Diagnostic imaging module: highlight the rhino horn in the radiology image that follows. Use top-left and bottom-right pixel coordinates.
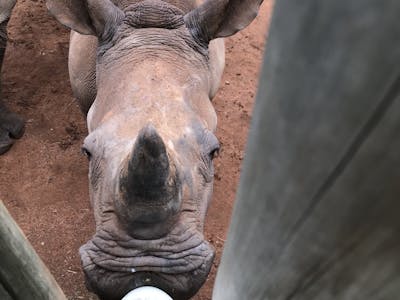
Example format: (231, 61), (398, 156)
(120, 124), (179, 208)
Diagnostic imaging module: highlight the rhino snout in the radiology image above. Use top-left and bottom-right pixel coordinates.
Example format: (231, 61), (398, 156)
(79, 226), (215, 300)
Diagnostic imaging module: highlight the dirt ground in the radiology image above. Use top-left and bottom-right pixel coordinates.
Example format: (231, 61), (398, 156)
(0, 1), (273, 299)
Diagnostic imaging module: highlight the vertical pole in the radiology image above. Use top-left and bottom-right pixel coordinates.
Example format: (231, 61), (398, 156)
(213, 0), (400, 299)
(0, 201), (67, 300)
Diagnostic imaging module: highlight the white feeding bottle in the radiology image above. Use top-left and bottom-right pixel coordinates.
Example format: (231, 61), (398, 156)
(122, 286), (173, 300)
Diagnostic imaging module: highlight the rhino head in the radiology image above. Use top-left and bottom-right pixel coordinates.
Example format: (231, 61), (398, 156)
(47, 0), (263, 299)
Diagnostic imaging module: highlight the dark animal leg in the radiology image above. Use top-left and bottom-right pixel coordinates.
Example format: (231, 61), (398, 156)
(0, 17), (25, 155)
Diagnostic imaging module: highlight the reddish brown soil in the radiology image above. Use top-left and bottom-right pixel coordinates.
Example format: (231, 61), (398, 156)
(0, 1), (273, 299)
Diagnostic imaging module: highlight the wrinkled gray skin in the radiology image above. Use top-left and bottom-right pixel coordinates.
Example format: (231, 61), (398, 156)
(46, 0), (262, 299)
(0, 0), (25, 155)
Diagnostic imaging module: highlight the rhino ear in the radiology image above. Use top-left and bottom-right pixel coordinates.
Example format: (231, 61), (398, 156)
(184, 0), (263, 42)
(46, 0), (123, 38)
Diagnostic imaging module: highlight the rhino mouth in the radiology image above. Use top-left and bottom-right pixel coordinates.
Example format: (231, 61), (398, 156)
(79, 224), (214, 300)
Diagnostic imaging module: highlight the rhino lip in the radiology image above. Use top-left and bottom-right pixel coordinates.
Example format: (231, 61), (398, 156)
(79, 225), (215, 300)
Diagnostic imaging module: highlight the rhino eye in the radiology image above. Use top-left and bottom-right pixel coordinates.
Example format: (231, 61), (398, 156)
(209, 144), (220, 160)
(202, 130), (220, 161)
(81, 147), (92, 160)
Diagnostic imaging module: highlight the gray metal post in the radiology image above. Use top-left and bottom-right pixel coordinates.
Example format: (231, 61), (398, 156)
(213, 0), (400, 299)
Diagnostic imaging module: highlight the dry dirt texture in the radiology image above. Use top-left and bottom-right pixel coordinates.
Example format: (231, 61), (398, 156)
(0, 1), (273, 299)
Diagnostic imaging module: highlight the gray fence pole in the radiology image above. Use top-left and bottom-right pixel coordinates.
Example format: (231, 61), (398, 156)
(0, 201), (67, 300)
(213, 0), (400, 299)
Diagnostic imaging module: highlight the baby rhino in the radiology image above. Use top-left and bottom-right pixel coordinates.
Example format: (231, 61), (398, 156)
(47, 0), (263, 299)
(0, 0), (24, 154)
